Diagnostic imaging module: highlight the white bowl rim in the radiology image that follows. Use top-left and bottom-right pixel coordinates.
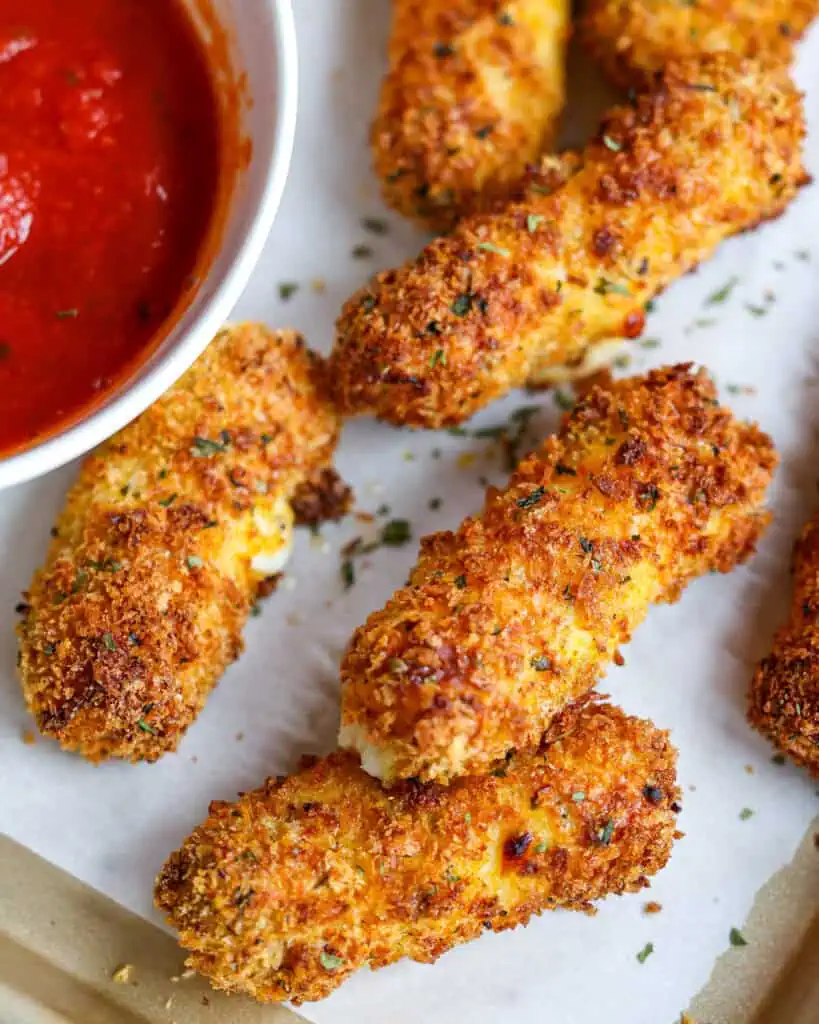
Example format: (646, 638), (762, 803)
(0, 0), (298, 493)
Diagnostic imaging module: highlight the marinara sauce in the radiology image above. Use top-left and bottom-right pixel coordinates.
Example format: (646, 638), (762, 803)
(0, 0), (221, 455)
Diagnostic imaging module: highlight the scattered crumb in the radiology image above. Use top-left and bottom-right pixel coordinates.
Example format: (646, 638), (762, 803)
(403, 450), (416, 462)
(292, 467), (353, 526)
(356, 511), (375, 523)
(739, 807), (754, 821)
(112, 963), (134, 984)
(457, 452), (476, 469)
(310, 534), (331, 554)
(643, 901), (662, 915)
(287, 612), (302, 627)
(201, 995), (210, 1006)
(311, 278), (326, 294)
(22, 729), (35, 745)
(235, 732), (244, 742)
(164, 995), (174, 1010)
(189, 756), (198, 764)
(688, 784), (697, 792)
(744, 764), (754, 774)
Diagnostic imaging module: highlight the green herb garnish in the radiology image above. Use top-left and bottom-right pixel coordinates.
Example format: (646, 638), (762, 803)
(517, 486), (545, 509)
(705, 276), (739, 306)
(361, 216), (388, 235)
(477, 241), (510, 257)
(381, 519), (411, 546)
(636, 942), (654, 964)
(190, 436), (227, 458)
(319, 951), (345, 971)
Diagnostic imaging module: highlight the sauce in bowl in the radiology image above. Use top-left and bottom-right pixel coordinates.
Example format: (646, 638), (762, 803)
(0, 0), (222, 456)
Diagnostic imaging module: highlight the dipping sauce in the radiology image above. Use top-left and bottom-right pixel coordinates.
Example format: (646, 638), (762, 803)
(0, 0), (222, 455)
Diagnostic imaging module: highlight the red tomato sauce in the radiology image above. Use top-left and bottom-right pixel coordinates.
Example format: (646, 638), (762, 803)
(0, 0), (221, 456)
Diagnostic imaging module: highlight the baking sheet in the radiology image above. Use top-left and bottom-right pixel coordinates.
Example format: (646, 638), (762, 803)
(1, 5), (819, 1024)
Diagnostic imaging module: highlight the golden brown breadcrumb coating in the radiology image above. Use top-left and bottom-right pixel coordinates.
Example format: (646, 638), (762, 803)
(155, 702), (681, 1005)
(579, 0), (818, 89)
(340, 365), (776, 785)
(373, 0), (570, 230)
(17, 325), (341, 763)
(331, 55), (806, 429)
(749, 515), (819, 775)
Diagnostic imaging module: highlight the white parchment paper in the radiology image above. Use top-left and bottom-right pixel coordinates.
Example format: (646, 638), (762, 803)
(1, 6), (819, 1023)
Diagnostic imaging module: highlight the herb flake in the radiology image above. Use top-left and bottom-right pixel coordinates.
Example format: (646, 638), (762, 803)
(636, 942), (654, 964)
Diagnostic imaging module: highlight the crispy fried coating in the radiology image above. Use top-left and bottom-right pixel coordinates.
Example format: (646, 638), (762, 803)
(579, 0), (818, 89)
(17, 325), (341, 763)
(340, 365), (776, 785)
(749, 516), (819, 775)
(331, 55), (806, 429)
(155, 702), (681, 1005)
(372, 0), (571, 230)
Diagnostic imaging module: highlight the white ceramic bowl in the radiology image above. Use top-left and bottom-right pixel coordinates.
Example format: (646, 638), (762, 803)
(0, 0), (297, 492)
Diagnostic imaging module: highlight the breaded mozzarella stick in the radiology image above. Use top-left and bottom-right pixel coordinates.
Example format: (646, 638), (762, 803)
(331, 55), (806, 429)
(580, 0), (818, 89)
(18, 325), (342, 762)
(373, 0), (570, 230)
(340, 365), (776, 784)
(156, 702), (681, 1005)
(750, 514), (819, 774)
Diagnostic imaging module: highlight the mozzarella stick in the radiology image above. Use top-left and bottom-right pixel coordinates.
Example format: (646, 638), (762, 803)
(749, 515), (819, 774)
(373, 0), (570, 230)
(331, 55), (806, 429)
(579, 0), (818, 89)
(17, 325), (342, 763)
(340, 365), (776, 785)
(156, 702), (681, 1005)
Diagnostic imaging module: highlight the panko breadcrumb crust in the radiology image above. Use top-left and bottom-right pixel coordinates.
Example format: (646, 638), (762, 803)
(331, 54), (807, 429)
(17, 325), (342, 762)
(340, 365), (776, 785)
(579, 0), (819, 88)
(749, 515), (819, 774)
(373, 0), (570, 230)
(155, 702), (681, 1005)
